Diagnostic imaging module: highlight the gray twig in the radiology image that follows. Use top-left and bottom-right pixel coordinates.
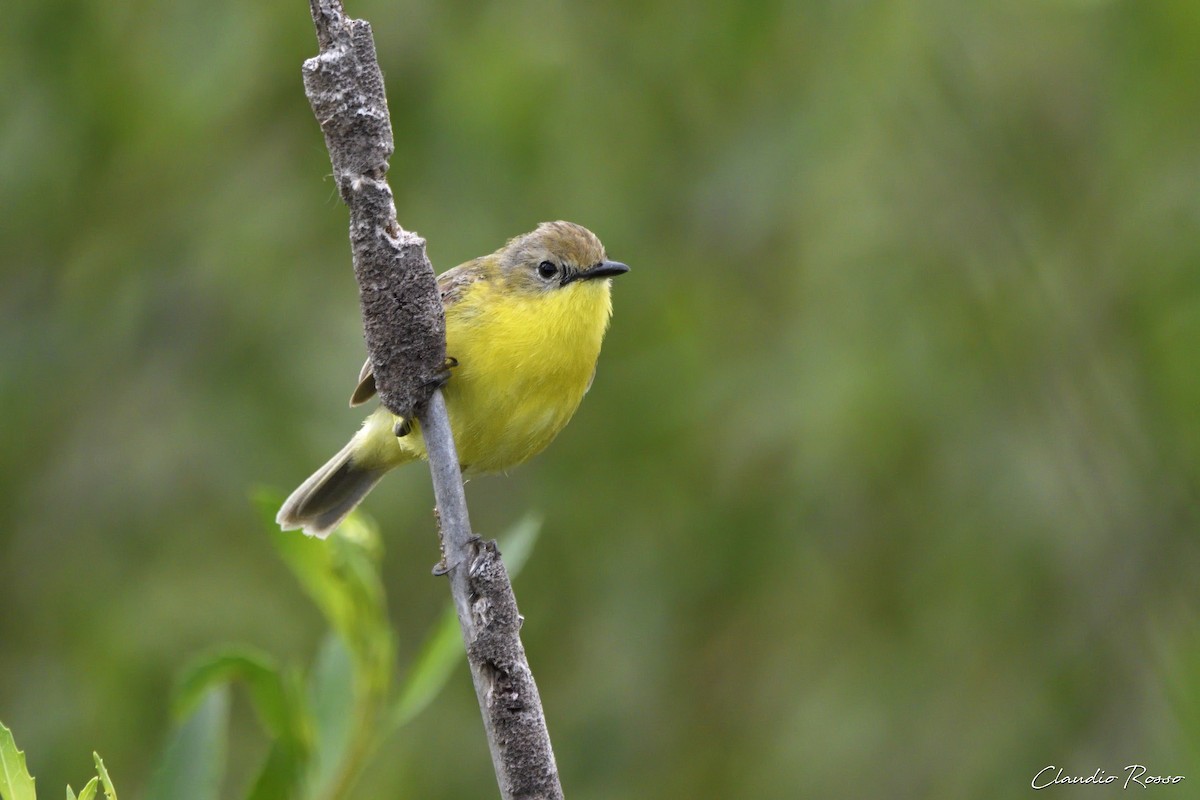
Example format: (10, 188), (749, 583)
(422, 392), (563, 800)
(300, 2), (563, 798)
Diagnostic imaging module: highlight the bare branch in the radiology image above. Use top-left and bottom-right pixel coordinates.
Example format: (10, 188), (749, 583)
(421, 391), (563, 800)
(300, 2), (564, 798)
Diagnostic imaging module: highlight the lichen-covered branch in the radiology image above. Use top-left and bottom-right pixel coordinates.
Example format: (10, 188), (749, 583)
(300, 2), (563, 798)
(301, 0), (444, 421)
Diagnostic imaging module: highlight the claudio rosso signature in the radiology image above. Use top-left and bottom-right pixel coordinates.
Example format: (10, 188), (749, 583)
(1032, 765), (1186, 790)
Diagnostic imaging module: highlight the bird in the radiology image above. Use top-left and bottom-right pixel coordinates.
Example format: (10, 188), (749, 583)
(277, 220), (628, 538)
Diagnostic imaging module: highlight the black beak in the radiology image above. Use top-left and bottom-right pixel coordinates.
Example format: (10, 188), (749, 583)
(579, 260), (630, 281)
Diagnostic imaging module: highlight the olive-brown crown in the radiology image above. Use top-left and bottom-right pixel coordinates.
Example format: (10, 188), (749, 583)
(498, 221), (607, 272)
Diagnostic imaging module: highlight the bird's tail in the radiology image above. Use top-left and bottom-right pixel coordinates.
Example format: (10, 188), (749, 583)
(277, 438), (389, 539)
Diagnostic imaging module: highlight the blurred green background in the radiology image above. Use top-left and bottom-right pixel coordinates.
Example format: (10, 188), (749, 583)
(3, 0), (1200, 797)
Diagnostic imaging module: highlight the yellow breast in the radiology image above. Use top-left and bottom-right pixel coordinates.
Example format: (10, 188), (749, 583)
(400, 276), (613, 472)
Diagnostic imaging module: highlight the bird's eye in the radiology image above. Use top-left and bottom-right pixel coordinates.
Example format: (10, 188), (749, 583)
(537, 261), (558, 280)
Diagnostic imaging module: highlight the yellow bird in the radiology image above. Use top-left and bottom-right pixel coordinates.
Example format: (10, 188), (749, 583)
(278, 221), (628, 538)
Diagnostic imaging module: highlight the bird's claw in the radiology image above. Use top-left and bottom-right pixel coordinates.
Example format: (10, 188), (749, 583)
(430, 532), (482, 576)
(398, 360), (459, 438)
(424, 356), (460, 391)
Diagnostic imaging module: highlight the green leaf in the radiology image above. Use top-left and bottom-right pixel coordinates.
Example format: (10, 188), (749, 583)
(0, 720), (37, 800)
(261, 505), (386, 636)
(66, 788), (75, 800)
(171, 639), (311, 800)
(72, 779), (97, 800)
(244, 743), (303, 800)
(143, 688), (228, 800)
(91, 755), (115, 800)
(392, 606), (461, 729)
(277, 528), (386, 640)
(173, 648), (308, 749)
(255, 493), (393, 706)
(306, 635), (355, 799)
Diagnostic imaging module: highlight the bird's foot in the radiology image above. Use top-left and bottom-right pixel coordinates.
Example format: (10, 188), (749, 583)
(423, 356), (460, 392)
(431, 531), (482, 576)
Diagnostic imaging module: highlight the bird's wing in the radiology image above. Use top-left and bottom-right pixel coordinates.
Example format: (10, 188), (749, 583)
(349, 261), (484, 407)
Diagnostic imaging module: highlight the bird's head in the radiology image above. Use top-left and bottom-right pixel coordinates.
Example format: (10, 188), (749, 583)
(494, 221), (628, 297)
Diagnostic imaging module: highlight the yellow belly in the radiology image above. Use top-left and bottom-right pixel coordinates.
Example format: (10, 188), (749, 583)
(361, 277), (613, 473)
